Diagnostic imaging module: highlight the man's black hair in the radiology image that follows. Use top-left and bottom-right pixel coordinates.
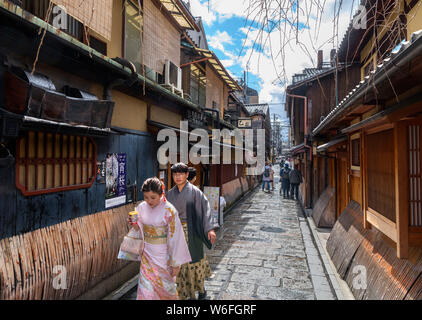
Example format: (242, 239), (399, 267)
(188, 167), (197, 181)
(171, 162), (189, 173)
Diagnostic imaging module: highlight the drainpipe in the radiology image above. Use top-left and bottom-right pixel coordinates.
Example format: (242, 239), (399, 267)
(287, 93), (313, 160)
(103, 58), (138, 101)
(204, 108), (220, 129)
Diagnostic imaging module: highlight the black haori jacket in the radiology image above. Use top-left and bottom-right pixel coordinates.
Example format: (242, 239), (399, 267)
(167, 182), (218, 263)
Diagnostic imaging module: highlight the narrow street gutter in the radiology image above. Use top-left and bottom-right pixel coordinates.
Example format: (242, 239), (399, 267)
(102, 275), (139, 300)
(222, 183), (259, 218)
(302, 208), (355, 300)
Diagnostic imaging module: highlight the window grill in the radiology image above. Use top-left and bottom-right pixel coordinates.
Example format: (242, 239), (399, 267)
(16, 131), (97, 196)
(409, 124), (422, 227)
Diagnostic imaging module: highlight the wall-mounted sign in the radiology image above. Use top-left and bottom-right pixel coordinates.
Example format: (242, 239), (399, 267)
(159, 171), (165, 180)
(204, 186), (220, 226)
(105, 153), (127, 209)
(238, 118), (252, 128)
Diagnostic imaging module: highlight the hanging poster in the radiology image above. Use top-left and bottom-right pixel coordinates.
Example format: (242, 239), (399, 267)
(105, 153), (127, 208)
(204, 186), (220, 226)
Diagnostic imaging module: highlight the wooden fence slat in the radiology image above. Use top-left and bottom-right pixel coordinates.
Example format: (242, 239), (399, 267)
(71, 218), (83, 299)
(0, 239), (12, 299)
(32, 229), (44, 300)
(71, 218), (82, 298)
(51, 225), (64, 299)
(66, 220), (76, 299)
(40, 227), (52, 300)
(19, 234), (31, 300)
(28, 231), (40, 300)
(79, 217), (90, 295)
(9, 236), (22, 300)
(0, 203), (141, 300)
(62, 221), (73, 300)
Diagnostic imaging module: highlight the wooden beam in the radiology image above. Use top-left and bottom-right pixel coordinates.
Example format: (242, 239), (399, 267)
(394, 121), (409, 259)
(367, 208), (397, 242)
(180, 57), (210, 68)
(387, 99), (422, 123)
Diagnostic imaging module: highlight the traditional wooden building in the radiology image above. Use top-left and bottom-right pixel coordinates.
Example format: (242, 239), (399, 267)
(286, 51), (361, 215)
(0, 0), (209, 300)
(244, 103), (272, 162)
(310, 0), (422, 299)
(180, 24), (255, 207)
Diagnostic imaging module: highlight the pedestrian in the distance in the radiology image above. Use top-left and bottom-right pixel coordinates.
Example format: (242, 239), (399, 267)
(280, 163), (291, 199)
(188, 167), (197, 185)
(219, 195), (226, 226)
(289, 165), (303, 200)
(166, 163), (218, 300)
(270, 164), (275, 191)
(262, 161), (272, 192)
(130, 177), (191, 300)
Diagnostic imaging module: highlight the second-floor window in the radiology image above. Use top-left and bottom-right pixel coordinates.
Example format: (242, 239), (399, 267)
(124, 0), (143, 72)
(22, 0), (83, 42)
(190, 65), (206, 107)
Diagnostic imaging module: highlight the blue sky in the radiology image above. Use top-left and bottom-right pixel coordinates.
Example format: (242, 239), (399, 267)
(188, 0), (358, 119)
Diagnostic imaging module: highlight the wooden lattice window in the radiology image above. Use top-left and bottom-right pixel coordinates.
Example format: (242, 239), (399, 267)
(409, 124), (422, 227)
(366, 129), (396, 223)
(16, 131), (97, 196)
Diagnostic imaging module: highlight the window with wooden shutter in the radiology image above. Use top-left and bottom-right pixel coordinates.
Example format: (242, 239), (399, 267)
(16, 131), (97, 196)
(366, 128), (396, 223)
(351, 134), (361, 171)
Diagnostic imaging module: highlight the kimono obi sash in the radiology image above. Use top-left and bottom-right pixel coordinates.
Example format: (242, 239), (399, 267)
(143, 224), (167, 245)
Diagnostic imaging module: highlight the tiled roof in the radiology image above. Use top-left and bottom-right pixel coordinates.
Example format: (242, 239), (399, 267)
(312, 29), (422, 136)
(291, 67), (333, 84)
(194, 48), (242, 91)
(244, 104), (270, 115)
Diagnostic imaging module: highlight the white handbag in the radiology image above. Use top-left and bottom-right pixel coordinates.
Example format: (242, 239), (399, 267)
(117, 227), (145, 262)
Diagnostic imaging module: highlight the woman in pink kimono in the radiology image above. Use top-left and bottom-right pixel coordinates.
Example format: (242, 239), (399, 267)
(131, 177), (191, 300)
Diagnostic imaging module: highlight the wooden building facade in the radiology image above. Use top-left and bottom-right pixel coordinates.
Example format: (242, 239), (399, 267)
(307, 0), (422, 299)
(0, 0), (259, 300)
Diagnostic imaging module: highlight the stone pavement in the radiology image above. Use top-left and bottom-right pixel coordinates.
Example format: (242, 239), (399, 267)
(119, 166), (338, 300)
(203, 178), (336, 300)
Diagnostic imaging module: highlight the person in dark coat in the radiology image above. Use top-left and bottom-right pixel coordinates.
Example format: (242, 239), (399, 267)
(166, 163), (218, 300)
(280, 163), (291, 198)
(289, 165), (303, 200)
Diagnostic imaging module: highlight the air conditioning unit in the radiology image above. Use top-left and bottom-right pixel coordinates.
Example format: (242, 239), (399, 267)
(162, 60), (183, 97)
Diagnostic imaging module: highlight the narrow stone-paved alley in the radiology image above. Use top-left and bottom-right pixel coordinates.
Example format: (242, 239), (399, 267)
(120, 166), (337, 300)
(202, 167), (336, 300)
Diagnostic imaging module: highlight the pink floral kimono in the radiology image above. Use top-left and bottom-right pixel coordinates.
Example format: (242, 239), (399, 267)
(135, 199), (191, 300)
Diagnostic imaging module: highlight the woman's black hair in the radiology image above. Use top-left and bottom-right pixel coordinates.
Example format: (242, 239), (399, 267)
(141, 177), (163, 195)
(171, 162), (188, 173)
(188, 167), (197, 181)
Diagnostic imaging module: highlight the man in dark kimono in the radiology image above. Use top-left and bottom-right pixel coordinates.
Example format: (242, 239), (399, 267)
(166, 163), (218, 300)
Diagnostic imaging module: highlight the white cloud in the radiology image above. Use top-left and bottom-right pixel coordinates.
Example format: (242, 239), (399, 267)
(190, 0), (359, 104)
(189, 0), (217, 25)
(220, 59), (235, 68)
(208, 30), (233, 52)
